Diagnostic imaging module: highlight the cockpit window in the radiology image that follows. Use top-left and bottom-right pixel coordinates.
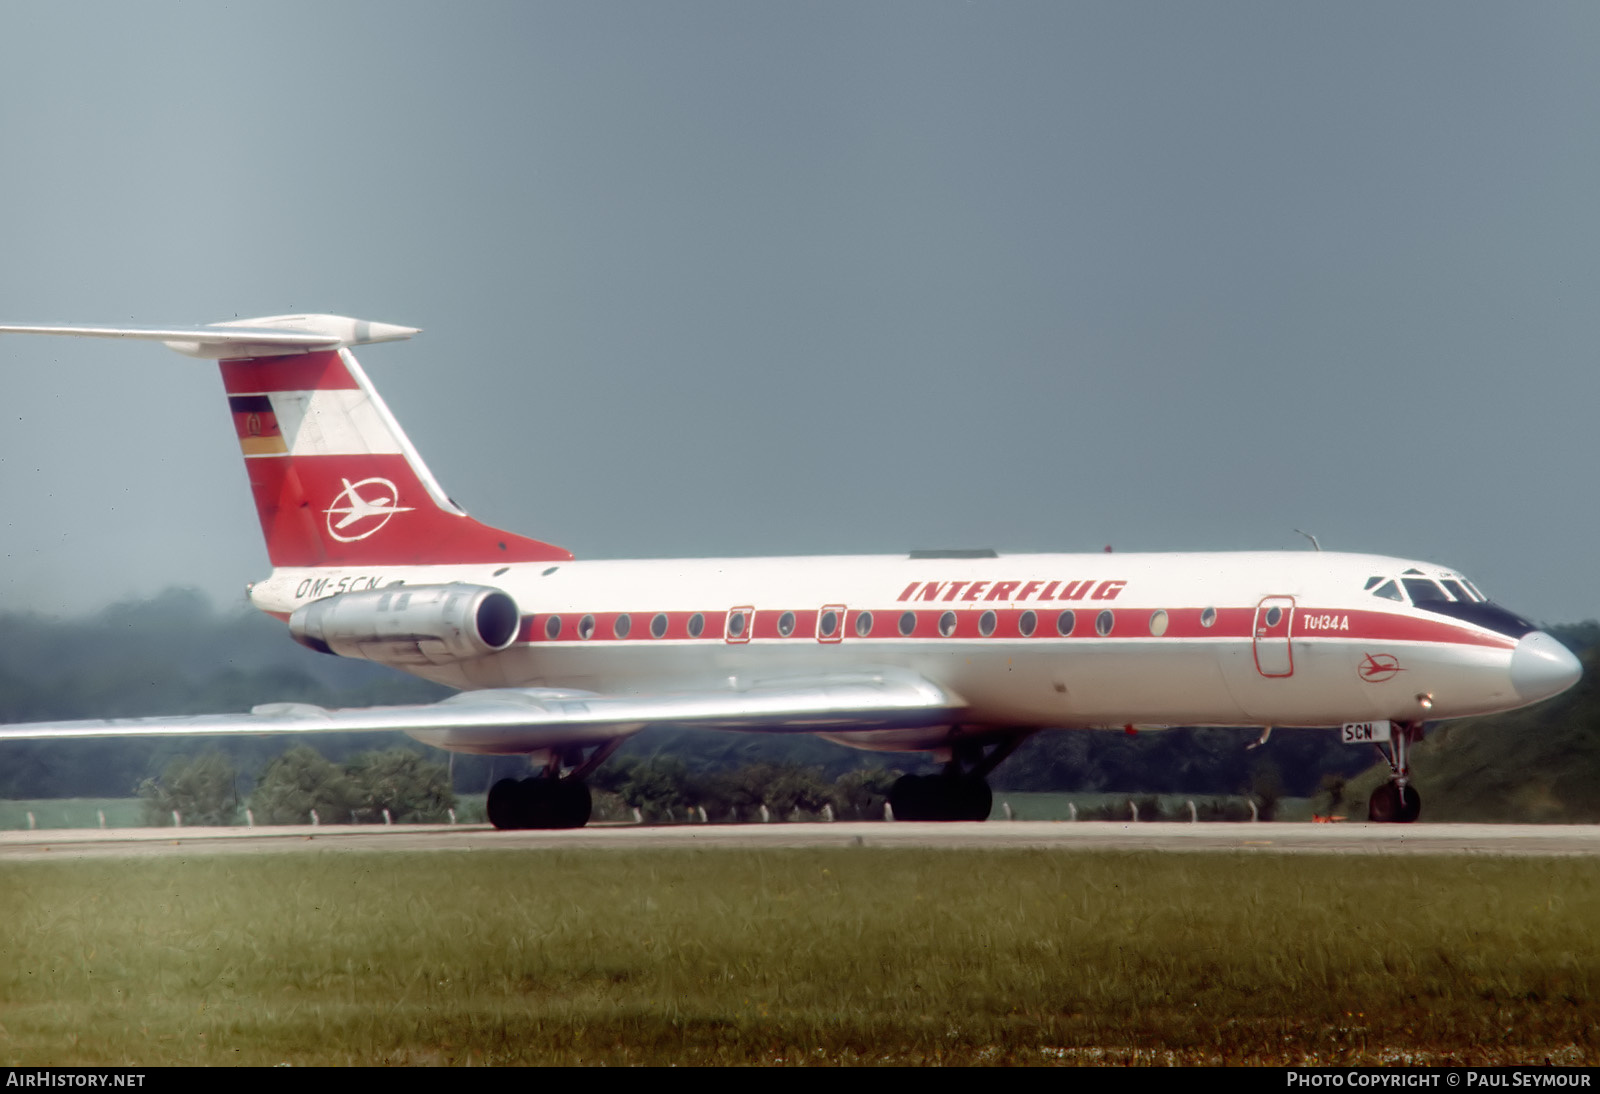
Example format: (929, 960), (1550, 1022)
(1412, 595), (1537, 639)
(1372, 580), (1403, 602)
(1402, 578), (1450, 604)
(1373, 570), (1532, 639)
(1364, 576), (1383, 591)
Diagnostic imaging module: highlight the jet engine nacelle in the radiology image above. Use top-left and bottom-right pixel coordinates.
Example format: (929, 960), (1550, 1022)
(289, 584), (520, 666)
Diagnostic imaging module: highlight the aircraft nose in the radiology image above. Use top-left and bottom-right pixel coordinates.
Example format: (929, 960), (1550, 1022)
(1510, 631), (1582, 704)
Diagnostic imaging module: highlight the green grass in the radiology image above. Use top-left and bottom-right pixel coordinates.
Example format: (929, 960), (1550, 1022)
(2, 849), (1597, 1065)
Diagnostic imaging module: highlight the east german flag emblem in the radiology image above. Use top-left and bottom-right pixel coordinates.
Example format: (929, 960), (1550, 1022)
(229, 395), (287, 455)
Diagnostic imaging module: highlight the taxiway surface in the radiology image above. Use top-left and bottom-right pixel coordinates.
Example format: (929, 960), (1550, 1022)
(3, 821), (1599, 861)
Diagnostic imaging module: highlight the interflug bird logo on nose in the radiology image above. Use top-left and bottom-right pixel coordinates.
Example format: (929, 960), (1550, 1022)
(1359, 653), (1402, 683)
(324, 477), (414, 542)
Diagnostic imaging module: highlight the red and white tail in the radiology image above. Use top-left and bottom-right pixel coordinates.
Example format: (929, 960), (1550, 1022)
(222, 344), (571, 568)
(0, 313), (572, 569)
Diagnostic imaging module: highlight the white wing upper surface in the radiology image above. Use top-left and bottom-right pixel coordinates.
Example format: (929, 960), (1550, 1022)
(0, 315), (418, 358)
(0, 670), (963, 756)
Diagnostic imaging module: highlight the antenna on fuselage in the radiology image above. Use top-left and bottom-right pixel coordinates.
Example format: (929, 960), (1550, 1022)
(1293, 529), (1322, 552)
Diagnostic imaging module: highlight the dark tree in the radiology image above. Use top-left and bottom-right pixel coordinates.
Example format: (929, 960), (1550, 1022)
(138, 752), (239, 826)
(251, 746), (357, 825)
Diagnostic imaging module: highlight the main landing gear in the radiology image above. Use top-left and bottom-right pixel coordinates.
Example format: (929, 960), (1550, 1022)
(888, 736), (1026, 822)
(487, 777), (592, 829)
(1368, 721), (1423, 824)
(486, 739), (623, 830)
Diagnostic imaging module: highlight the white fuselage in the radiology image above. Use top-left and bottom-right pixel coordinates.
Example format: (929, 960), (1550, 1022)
(249, 549), (1540, 742)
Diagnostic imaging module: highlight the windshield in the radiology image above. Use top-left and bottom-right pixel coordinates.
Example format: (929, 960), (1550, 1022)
(1366, 571), (1534, 639)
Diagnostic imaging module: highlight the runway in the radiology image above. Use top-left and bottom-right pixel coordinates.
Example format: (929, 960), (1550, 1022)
(4, 820), (1600, 860)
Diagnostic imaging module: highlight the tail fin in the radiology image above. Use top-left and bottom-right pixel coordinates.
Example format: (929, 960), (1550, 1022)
(0, 314), (572, 568)
(222, 343), (571, 568)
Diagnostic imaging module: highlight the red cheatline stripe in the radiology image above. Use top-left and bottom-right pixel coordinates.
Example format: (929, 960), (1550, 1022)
(506, 606), (1516, 649)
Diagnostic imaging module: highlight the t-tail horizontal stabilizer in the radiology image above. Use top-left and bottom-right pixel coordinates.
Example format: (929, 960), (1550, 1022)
(0, 314), (419, 359)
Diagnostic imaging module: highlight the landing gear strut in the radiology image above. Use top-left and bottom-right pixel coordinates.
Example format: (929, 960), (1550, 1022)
(1368, 721), (1423, 824)
(888, 735), (1027, 822)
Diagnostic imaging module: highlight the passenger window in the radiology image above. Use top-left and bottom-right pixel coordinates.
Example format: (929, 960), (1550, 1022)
(979, 610), (996, 637)
(939, 611), (957, 637)
(1149, 610), (1168, 637)
(650, 613), (668, 639)
(1019, 610), (1037, 637)
(855, 611), (874, 637)
(778, 611), (796, 637)
(727, 611), (747, 639)
(1056, 610), (1076, 637)
(1096, 610), (1114, 636)
(687, 612), (704, 638)
(820, 610), (839, 638)
(544, 615), (562, 640)
(1200, 607), (1216, 628)
(899, 611), (917, 637)
(578, 615), (595, 640)
(614, 613), (632, 639)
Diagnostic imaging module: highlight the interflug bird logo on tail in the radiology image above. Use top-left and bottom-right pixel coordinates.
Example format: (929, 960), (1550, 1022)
(324, 477), (414, 542)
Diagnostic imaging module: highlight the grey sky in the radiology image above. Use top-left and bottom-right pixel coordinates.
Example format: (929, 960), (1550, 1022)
(1, 2), (1597, 624)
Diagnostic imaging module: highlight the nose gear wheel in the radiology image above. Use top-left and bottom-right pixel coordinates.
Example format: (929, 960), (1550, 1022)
(1367, 721), (1424, 824)
(1367, 781), (1421, 824)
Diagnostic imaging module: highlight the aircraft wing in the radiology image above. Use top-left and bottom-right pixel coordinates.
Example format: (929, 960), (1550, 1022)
(0, 669), (963, 756)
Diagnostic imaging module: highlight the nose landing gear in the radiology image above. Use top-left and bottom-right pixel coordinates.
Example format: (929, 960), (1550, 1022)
(1368, 721), (1424, 823)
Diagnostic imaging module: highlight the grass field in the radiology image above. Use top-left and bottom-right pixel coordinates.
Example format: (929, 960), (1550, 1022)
(3, 849), (1596, 1065)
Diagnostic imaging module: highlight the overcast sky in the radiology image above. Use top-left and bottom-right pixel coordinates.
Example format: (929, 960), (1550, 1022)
(1, 2), (1598, 624)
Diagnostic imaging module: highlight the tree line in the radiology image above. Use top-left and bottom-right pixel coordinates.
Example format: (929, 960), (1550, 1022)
(136, 747), (900, 826)
(137, 747), (456, 826)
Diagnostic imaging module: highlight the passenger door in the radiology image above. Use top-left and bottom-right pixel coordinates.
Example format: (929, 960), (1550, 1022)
(1252, 596), (1296, 678)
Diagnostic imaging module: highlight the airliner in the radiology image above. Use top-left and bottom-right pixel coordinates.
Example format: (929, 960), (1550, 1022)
(0, 315), (1581, 827)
